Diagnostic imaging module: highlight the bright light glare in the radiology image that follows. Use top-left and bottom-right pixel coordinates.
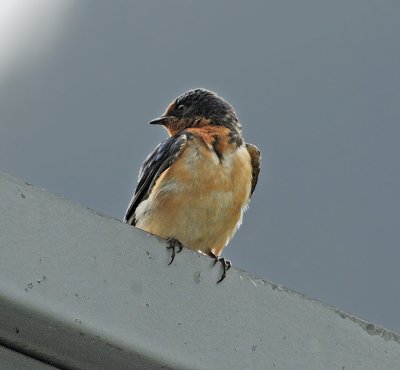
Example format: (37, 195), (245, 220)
(0, 0), (76, 83)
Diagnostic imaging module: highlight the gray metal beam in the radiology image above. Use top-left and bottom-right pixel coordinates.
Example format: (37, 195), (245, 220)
(0, 345), (59, 370)
(0, 171), (399, 370)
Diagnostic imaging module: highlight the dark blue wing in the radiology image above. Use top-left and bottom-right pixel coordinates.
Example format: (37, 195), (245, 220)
(124, 134), (188, 224)
(245, 143), (261, 197)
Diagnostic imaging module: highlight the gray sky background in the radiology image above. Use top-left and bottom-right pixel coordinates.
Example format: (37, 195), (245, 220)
(1, 1), (399, 333)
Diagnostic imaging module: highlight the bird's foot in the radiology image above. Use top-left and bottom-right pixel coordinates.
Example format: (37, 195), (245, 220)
(166, 238), (184, 265)
(209, 251), (231, 283)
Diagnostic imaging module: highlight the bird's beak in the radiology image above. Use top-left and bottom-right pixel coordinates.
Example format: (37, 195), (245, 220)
(149, 116), (169, 125)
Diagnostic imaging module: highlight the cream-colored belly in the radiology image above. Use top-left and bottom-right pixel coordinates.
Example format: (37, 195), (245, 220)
(135, 143), (252, 256)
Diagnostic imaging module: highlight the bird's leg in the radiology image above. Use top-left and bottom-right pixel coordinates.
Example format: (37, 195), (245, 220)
(209, 251), (232, 283)
(166, 238), (183, 265)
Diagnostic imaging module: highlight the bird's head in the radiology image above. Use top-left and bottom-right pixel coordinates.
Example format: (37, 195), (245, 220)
(149, 88), (242, 137)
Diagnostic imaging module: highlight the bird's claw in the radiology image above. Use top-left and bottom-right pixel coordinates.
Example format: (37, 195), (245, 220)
(210, 252), (231, 283)
(166, 238), (183, 265)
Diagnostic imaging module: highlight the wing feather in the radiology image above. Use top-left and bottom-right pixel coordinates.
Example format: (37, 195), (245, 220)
(245, 143), (261, 197)
(124, 134), (188, 224)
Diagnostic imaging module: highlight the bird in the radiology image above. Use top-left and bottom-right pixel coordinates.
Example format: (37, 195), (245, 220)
(124, 88), (260, 282)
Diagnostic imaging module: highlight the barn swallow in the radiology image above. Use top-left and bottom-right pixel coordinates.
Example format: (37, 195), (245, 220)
(125, 88), (260, 283)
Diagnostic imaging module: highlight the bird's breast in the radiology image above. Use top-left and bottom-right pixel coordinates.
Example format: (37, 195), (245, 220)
(135, 138), (252, 255)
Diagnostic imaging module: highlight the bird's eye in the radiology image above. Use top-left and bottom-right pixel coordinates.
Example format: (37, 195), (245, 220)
(177, 104), (186, 111)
